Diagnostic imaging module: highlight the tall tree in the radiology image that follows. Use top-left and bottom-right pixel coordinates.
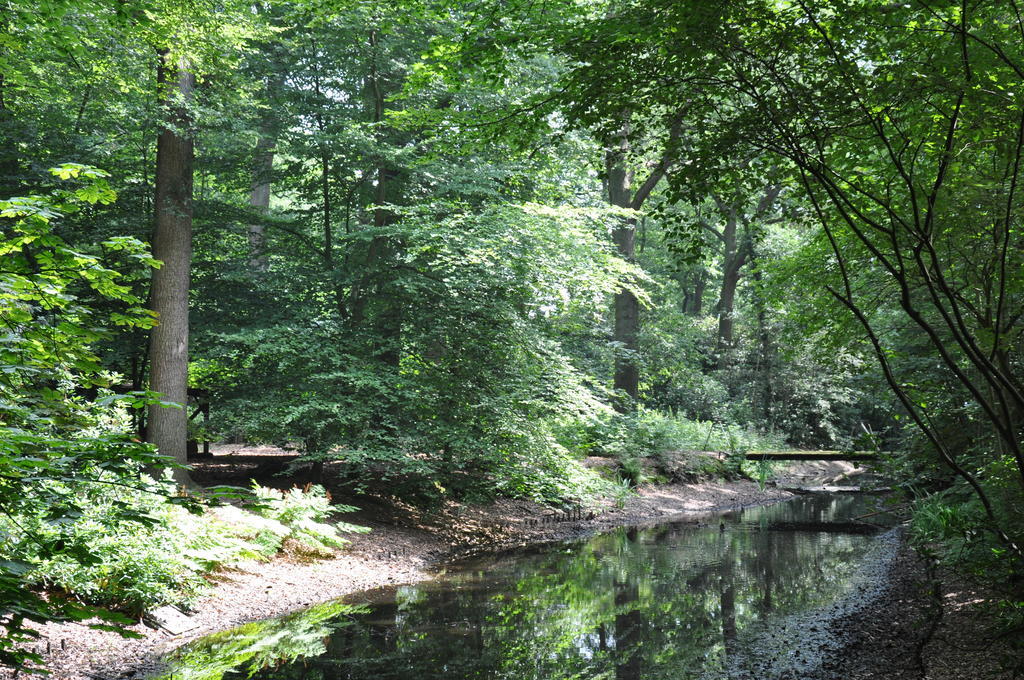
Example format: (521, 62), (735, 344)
(147, 52), (195, 481)
(603, 116), (681, 405)
(605, 128), (641, 403)
(247, 132), (274, 272)
(698, 181), (781, 367)
(548, 3), (726, 405)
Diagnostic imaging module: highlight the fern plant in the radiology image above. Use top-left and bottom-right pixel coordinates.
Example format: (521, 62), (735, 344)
(249, 484), (369, 552)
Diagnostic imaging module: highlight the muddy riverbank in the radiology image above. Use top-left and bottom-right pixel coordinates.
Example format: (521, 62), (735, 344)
(813, 538), (1018, 680)
(715, 527), (1016, 680)
(8, 468), (1017, 680)
(9, 479), (792, 679)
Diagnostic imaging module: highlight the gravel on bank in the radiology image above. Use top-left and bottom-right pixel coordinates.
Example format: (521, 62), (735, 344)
(814, 540), (1018, 680)
(715, 526), (1018, 680)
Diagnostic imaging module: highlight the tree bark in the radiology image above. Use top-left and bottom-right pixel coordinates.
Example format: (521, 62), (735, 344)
(714, 201), (745, 368)
(716, 263), (743, 362)
(712, 184), (779, 369)
(605, 113), (681, 407)
(681, 269), (706, 316)
(247, 132), (273, 271)
(352, 26), (402, 368)
(147, 53), (195, 484)
(750, 243), (774, 425)
(607, 145), (640, 404)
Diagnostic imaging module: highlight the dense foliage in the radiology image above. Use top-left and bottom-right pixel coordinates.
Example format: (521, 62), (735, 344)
(2, 0), (1023, 671)
(0, 167), (173, 667)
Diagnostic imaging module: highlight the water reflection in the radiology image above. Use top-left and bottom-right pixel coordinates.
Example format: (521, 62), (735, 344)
(158, 495), (890, 680)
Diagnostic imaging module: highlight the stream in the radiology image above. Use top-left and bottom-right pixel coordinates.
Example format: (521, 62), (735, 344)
(156, 494), (896, 680)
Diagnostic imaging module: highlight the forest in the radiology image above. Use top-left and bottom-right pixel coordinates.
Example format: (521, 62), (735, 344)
(1, 0), (1022, 677)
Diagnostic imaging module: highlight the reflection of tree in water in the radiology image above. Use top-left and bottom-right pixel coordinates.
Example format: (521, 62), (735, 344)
(721, 530), (738, 663)
(614, 529), (643, 680)
(169, 496), (884, 680)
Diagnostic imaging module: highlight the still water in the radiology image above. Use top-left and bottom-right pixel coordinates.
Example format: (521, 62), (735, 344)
(158, 495), (892, 680)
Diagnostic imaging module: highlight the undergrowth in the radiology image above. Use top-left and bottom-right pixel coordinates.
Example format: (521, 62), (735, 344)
(559, 409), (785, 488)
(909, 475), (1024, 673)
(0, 476), (368, 616)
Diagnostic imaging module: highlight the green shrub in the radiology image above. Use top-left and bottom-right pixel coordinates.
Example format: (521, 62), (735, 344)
(559, 409), (785, 486)
(31, 519), (201, 613)
(0, 167), (183, 667)
(491, 433), (621, 507)
(910, 473), (1024, 581)
(204, 204), (647, 509)
(10, 475), (208, 613)
(249, 483), (369, 552)
(910, 493), (977, 549)
(618, 457), (645, 487)
(0, 477), (371, 617)
(206, 505), (290, 558)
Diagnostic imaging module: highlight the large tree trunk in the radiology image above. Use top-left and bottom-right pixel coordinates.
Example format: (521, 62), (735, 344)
(714, 204), (745, 369)
(712, 184), (779, 370)
(247, 132), (273, 271)
(351, 26), (402, 368)
(716, 265), (742, 361)
(147, 53), (195, 484)
(750, 243), (775, 425)
(604, 114), (677, 407)
(607, 144), (640, 405)
(247, 73), (284, 273)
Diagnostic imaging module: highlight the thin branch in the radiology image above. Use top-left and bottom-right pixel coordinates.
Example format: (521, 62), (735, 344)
(802, 169), (1018, 555)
